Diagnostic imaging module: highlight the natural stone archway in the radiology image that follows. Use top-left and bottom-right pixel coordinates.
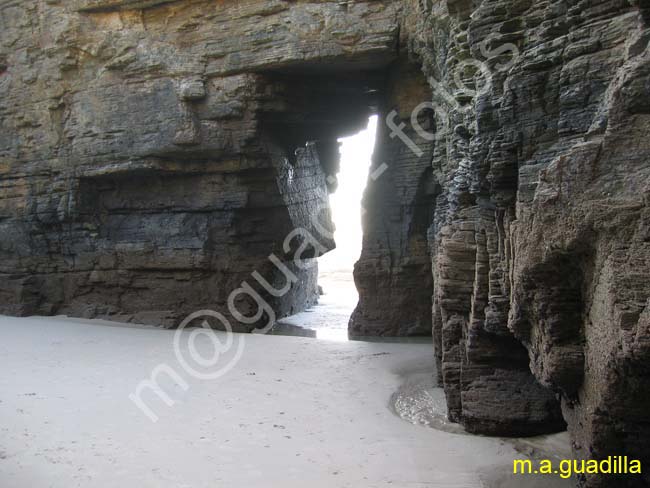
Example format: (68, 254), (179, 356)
(0, 0), (396, 329)
(2, 1), (650, 486)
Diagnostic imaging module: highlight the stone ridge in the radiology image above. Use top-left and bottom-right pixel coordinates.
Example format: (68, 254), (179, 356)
(75, 0), (180, 12)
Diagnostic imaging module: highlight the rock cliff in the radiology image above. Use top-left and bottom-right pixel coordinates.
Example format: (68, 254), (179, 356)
(0, 0), (397, 328)
(1, 0), (649, 485)
(397, 0), (650, 485)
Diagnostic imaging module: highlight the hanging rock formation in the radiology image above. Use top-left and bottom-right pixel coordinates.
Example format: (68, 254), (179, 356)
(1, 1), (649, 486)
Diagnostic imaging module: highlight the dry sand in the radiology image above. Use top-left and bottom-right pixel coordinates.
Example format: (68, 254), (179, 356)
(0, 312), (573, 488)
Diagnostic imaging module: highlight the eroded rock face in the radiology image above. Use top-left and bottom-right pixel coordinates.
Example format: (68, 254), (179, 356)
(397, 0), (650, 484)
(2, 0), (650, 484)
(0, 0), (398, 328)
(350, 60), (437, 337)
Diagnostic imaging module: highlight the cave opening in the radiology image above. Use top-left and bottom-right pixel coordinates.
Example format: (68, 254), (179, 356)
(315, 115), (378, 340)
(265, 60), (437, 340)
(268, 115), (378, 341)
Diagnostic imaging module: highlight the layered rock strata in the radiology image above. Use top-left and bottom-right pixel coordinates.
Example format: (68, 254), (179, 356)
(0, 0), (397, 328)
(2, 1), (649, 485)
(396, 0), (650, 484)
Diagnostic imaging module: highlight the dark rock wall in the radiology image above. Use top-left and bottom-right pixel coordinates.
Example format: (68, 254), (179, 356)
(395, 0), (650, 484)
(0, 0), (398, 328)
(351, 60), (437, 337)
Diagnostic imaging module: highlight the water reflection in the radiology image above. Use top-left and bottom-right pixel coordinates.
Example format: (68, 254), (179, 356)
(390, 371), (467, 434)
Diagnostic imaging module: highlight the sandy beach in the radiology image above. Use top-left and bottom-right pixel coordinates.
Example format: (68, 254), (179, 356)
(0, 313), (572, 488)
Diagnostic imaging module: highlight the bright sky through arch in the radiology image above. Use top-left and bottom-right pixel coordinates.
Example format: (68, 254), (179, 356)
(319, 115), (378, 274)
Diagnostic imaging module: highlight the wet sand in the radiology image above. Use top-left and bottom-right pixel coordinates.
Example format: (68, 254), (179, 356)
(270, 268), (358, 341)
